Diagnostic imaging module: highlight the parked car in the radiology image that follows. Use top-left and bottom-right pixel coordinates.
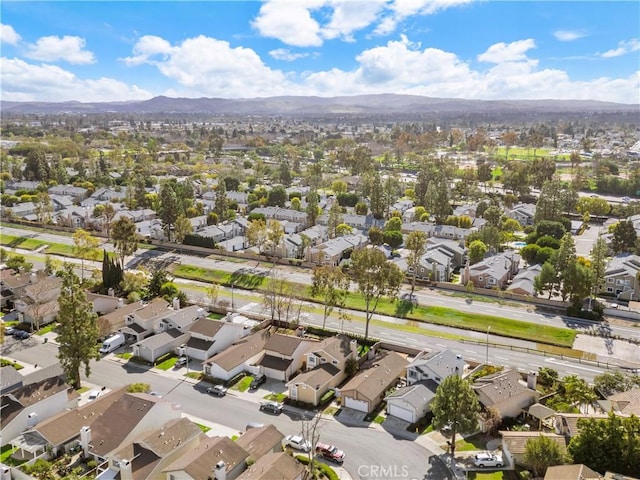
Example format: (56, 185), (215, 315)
(315, 442), (345, 465)
(259, 401), (283, 415)
(250, 373), (267, 390)
(13, 330), (30, 340)
(4, 326), (15, 335)
(175, 356), (188, 367)
(283, 434), (311, 452)
(206, 385), (228, 397)
(88, 390), (102, 401)
(473, 453), (504, 468)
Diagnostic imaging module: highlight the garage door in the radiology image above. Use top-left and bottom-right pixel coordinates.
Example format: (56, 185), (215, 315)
(388, 403), (414, 423)
(344, 396), (369, 412)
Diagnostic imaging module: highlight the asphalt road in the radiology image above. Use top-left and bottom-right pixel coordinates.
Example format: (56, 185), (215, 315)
(4, 225), (639, 343)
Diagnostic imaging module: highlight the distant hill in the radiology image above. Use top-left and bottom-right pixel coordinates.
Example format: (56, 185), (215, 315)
(1, 94), (638, 116)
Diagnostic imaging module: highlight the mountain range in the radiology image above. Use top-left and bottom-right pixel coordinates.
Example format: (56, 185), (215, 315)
(1, 94), (638, 116)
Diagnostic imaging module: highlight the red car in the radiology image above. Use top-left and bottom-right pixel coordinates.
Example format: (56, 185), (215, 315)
(315, 442), (345, 465)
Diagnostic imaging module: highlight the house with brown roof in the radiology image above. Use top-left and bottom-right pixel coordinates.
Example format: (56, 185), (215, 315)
(22, 387), (130, 458)
(235, 424), (284, 462)
(472, 368), (539, 418)
(13, 275), (63, 326)
(601, 388), (640, 416)
(337, 350), (408, 413)
(119, 298), (171, 343)
(184, 317), (252, 362)
(255, 333), (318, 382)
(544, 464), (603, 480)
(500, 431), (568, 470)
(237, 452), (305, 480)
(0, 376), (72, 448)
(84, 392), (182, 463)
(205, 330), (271, 381)
(462, 252), (520, 289)
(0, 270), (32, 309)
(97, 299), (142, 339)
(554, 413), (611, 438)
(96, 417), (204, 480)
(406, 349), (465, 385)
(286, 335), (357, 406)
(163, 436), (249, 480)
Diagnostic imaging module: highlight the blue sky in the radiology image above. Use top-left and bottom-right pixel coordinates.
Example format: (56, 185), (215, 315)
(1, 1), (639, 104)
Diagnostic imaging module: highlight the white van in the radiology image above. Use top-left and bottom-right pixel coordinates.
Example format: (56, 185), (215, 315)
(99, 333), (125, 354)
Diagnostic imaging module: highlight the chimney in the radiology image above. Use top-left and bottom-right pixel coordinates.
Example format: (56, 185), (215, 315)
(172, 297), (180, 310)
(27, 412), (38, 427)
(80, 426), (92, 457)
(108, 288), (115, 297)
(213, 461), (226, 480)
(527, 371), (537, 390)
(117, 298), (124, 309)
(0, 464), (10, 480)
(119, 459), (132, 480)
(30, 272), (37, 284)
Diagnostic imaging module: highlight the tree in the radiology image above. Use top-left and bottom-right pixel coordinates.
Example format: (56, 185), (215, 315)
(103, 203), (116, 240)
(331, 180), (347, 194)
(291, 197), (301, 211)
(406, 231), (427, 296)
(612, 220), (637, 254)
(594, 371), (640, 397)
(207, 283), (220, 307)
(311, 265), (350, 329)
(57, 264), (101, 389)
(267, 185), (287, 207)
(214, 179), (228, 221)
(382, 230), (403, 248)
(501, 130), (518, 161)
(480, 406), (501, 436)
(534, 262), (557, 299)
(523, 435), (564, 477)
(305, 191), (319, 226)
(555, 233), (577, 302)
(562, 374), (597, 409)
(111, 217), (139, 269)
(147, 269), (169, 299)
(431, 375), (480, 460)
(335, 223), (353, 237)
(174, 215), (193, 243)
(159, 181), (180, 242)
(350, 248), (404, 341)
(468, 240), (488, 265)
(384, 216), (402, 232)
(266, 219), (284, 257)
(34, 192), (53, 226)
(6, 253), (32, 273)
(72, 228), (100, 281)
(568, 413), (640, 476)
(246, 219), (268, 256)
(368, 226), (384, 246)
(327, 201), (343, 239)
(370, 172), (384, 219)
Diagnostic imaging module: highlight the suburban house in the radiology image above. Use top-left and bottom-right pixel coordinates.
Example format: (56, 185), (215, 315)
(544, 464), (603, 480)
(0, 270), (32, 309)
(426, 238), (466, 268)
(95, 417), (204, 480)
(55, 206), (95, 228)
(204, 330), (271, 381)
(406, 349), (465, 385)
(507, 264), (542, 296)
(0, 366), (24, 394)
(402, 222), (473, 241)
(554, 413), (611, 438)
(600, 388), (640, 416)
(13, 275), (63, 327)
(163, 436), (249, 480)
(47, 184), (88, 200)
(286, 335), (358, 406)
(255, 333), (318, 382)
(308, 234), (367, 265)
(87, 293), (122, 317)
(251, 207), (308, 226)
(385, 349), (465, 423)
(338, 350), (408, 414)
(463, 252), (520, 289)
(500, 431), (568, 470)
(602, 254), (640, 300)
(237, 452), (305, 480)
(0, 376), (72, 448)
(183, 317), (252, 362)
(20, 387), (130, 459)
(131, 305), (207, 363)
(97, 298), (155, 340)
(84, 392), (182, 464)
(235, 424), (284, 461)
(472, 368), (540, 419)
(508, 203), (536, 226)
(119, 298), (171, 343)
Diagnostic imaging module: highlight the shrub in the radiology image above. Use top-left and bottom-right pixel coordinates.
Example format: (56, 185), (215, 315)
(320, 389), (335, 404)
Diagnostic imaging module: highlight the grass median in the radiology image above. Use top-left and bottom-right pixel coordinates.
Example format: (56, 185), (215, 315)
(172, 263), (576, 348)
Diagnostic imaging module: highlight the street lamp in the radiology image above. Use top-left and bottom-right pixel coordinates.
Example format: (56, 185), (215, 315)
(181, 343), (189, 375)
(231, 282), (236, 312)
(485, 326), (491, 366)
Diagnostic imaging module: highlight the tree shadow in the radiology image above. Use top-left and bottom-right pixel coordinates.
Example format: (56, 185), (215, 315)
(395, 299), (415, 318)
(229, 269), (267, 289)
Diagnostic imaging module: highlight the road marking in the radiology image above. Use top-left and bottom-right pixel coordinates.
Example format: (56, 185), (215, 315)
(464, 350), (476, 353)
(436, 344), (447, 348)
(495, 356), (509, 361)
(545, 358), (603, 373)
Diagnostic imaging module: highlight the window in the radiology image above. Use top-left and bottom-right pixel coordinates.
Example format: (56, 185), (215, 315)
(607, 278), (614, 283)
(488, 278), (496, 285)
(408, 370), (417, 378)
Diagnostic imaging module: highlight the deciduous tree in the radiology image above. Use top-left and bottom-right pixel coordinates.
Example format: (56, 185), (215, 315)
(72, 228), (100, 281)
(311, 265), (350, 329)
(111, 217), (139, 269)
(406, 230), (427, 296)
(350, 248), (404, 341)
(523, 435), (564, 477)
(57, 264), (101, 389)
(431, 375), (480, 460)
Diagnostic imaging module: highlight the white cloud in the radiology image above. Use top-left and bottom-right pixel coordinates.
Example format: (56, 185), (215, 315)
(477, 39), (536, 64)
(554, 30), (587, 42)
(0, 57), (151, 102)
(599, 38), (640, 58)
(251, 0), (324, 47)
(269, 49), (309, 61)
(320, 0), (386, 42)
(25, 35), (95, 64)
(1, 24), (21, 45)
(374, 0), (473, 36)
(123, 35), (302, 98)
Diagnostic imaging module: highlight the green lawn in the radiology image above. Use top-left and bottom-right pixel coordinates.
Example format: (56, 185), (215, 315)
(0, 445), (16, 464)
(208, 312), (225, 320)
(0, 358), (24, 370)
(0, 234), (43, 250)
(263, 392), (287, 402)
(116, 352), (133, 360)
(35, 323), (57, 336)
(233, 376), (252, 392)
(196, 423), (211, 433)
(155, 356), (178, 371)
(453, 434), (488, 452)
(467, 472), (511, 480)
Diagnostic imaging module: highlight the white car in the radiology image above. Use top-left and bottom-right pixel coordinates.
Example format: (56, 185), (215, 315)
(283, 434), (311, 452)
(473, 452), (504, 468)
(88, 390), (102, 401)
(175, 356), (188, 367)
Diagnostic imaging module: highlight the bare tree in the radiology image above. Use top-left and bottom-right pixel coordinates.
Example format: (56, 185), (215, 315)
(299, 412), (325, 480)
